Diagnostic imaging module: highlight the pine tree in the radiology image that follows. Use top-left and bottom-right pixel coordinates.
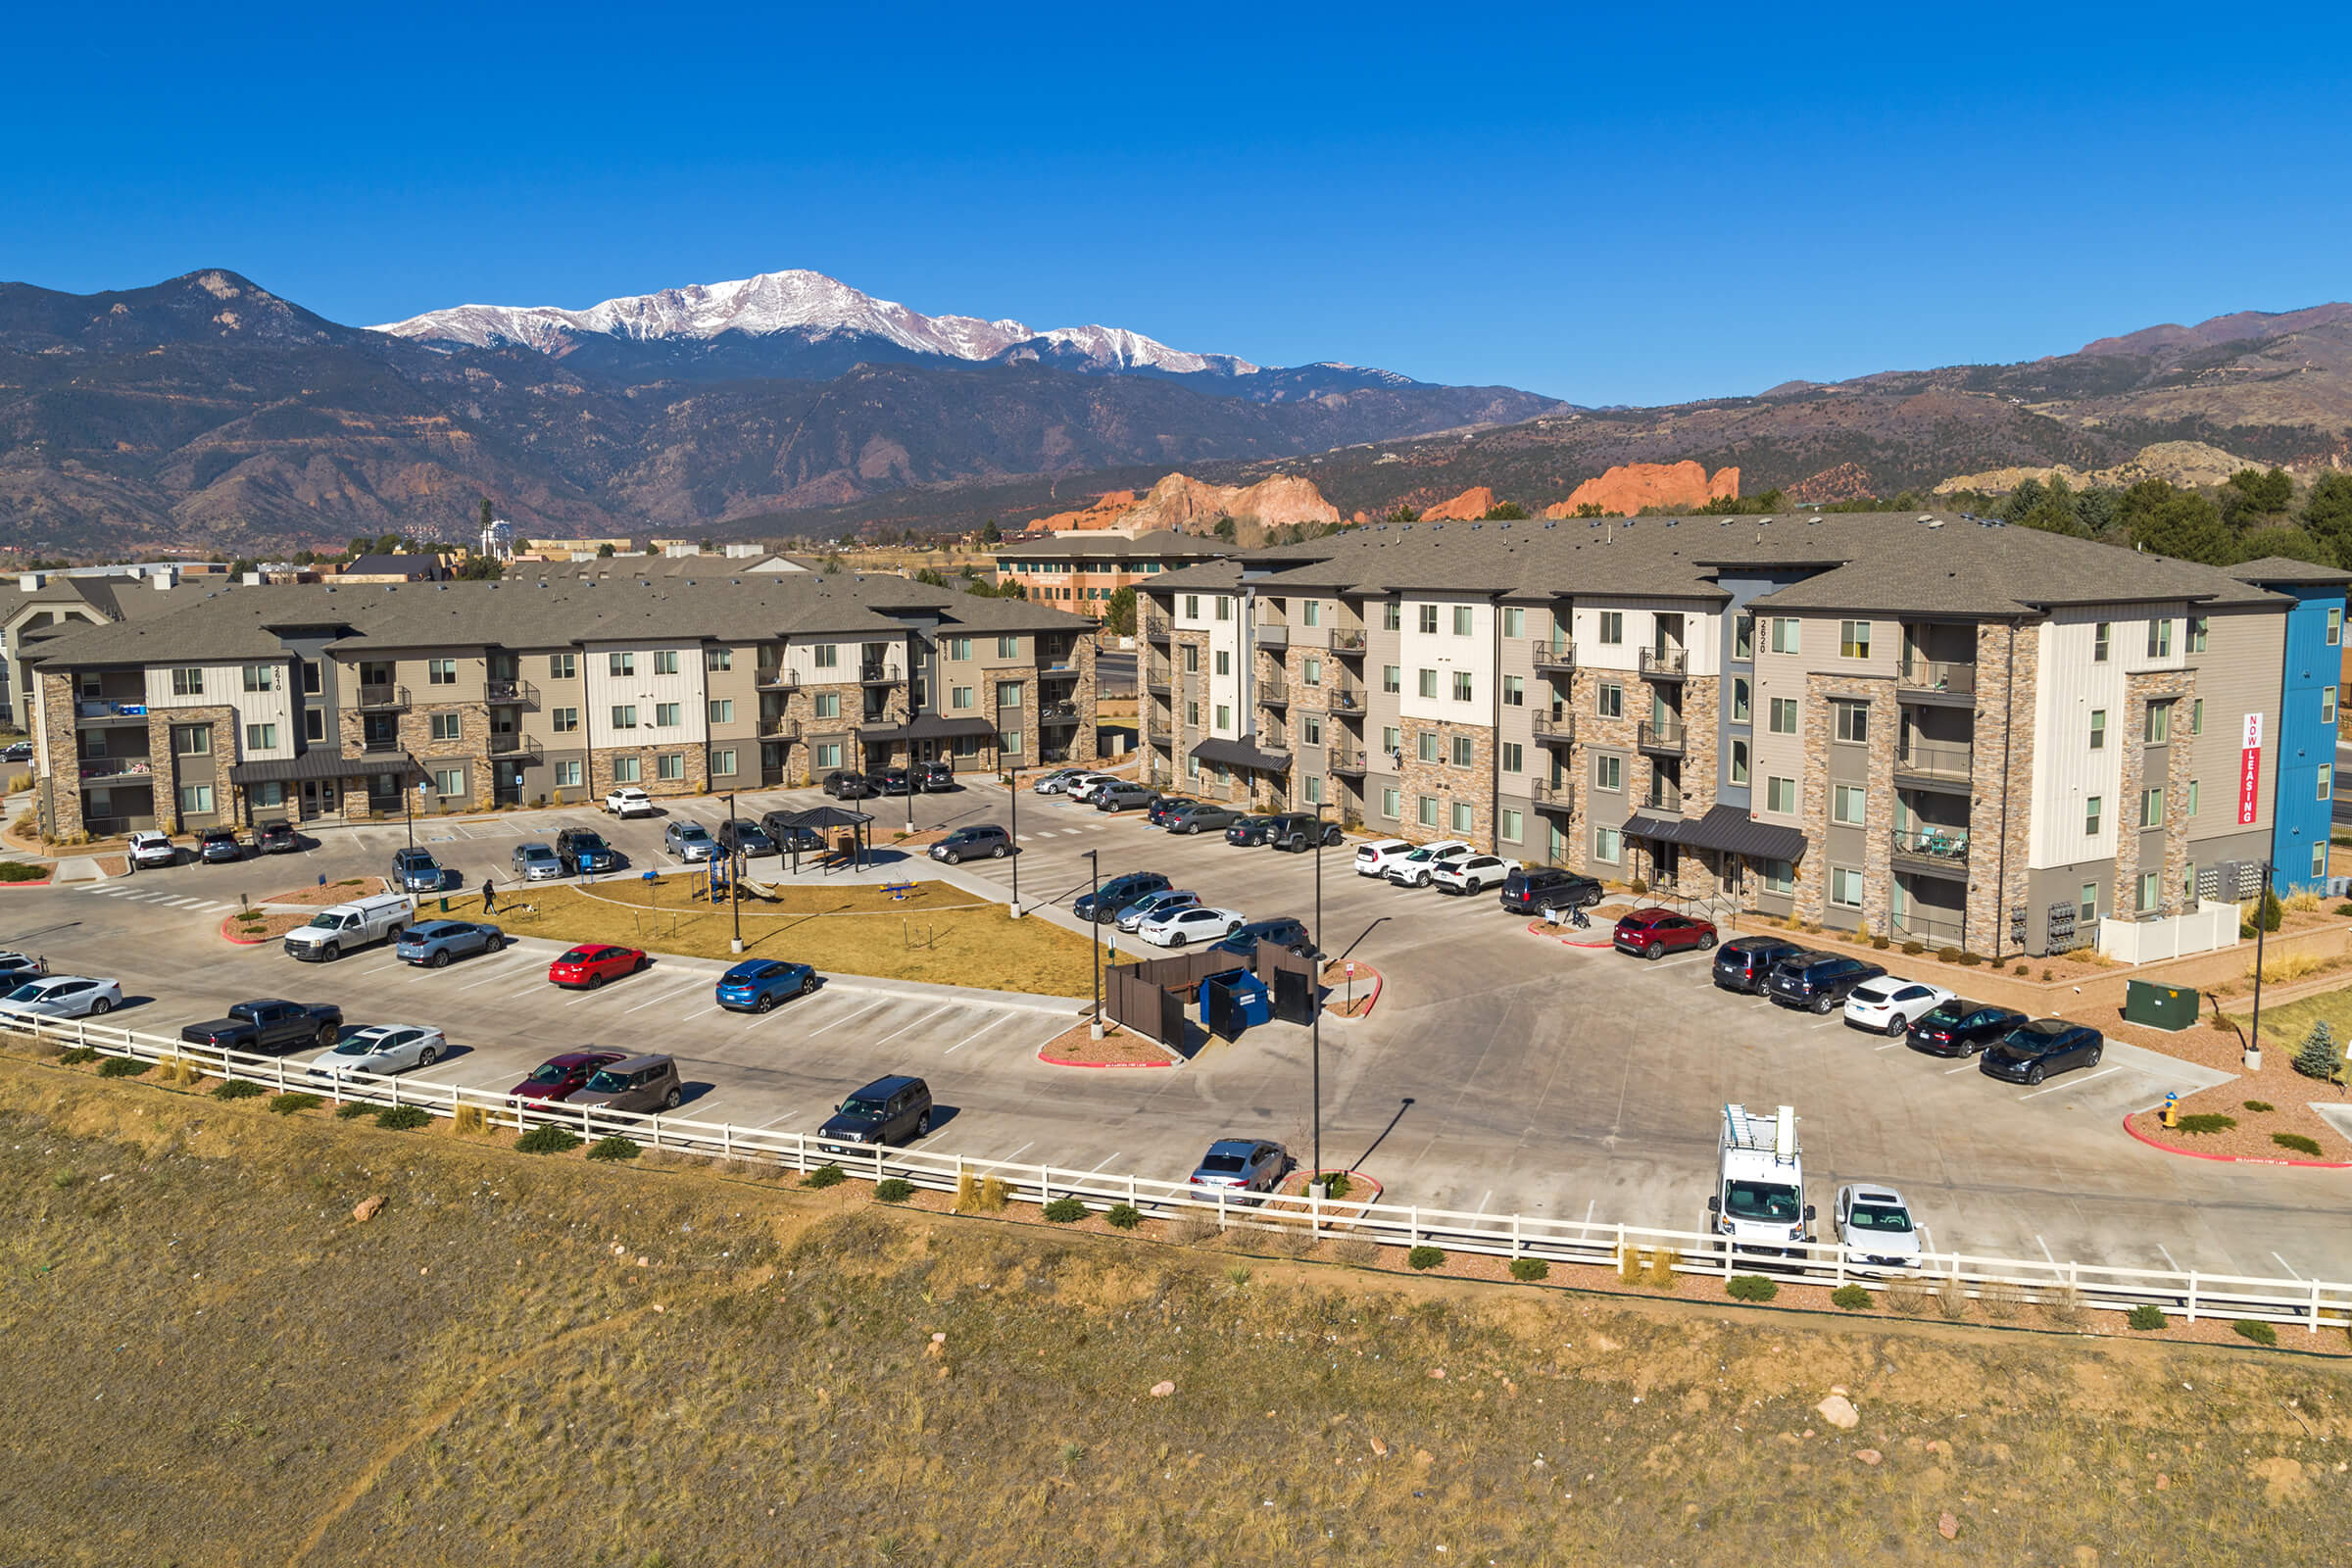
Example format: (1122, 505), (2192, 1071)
(2293, 1019), (2342, 1082)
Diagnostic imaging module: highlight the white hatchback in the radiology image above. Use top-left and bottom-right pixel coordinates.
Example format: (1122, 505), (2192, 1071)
(1842, 978), (1955, 1038)
(1136, 905), (1246, 949)
(1352, 839), (1413, 878)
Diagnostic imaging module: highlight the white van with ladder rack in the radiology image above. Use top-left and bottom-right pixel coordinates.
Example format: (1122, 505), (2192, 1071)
(1708, 1102), (1814, 1255)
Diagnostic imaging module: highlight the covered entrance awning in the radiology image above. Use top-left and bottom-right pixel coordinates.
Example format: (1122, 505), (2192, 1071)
(1190, 734), (1292, 773)
(1621, 805), (1806, 863)
(857, 713), (1001, 744)
(228, 750), (388, 786)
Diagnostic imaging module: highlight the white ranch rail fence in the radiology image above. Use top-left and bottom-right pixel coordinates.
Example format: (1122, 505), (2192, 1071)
(20, 1012), (2351, 1336)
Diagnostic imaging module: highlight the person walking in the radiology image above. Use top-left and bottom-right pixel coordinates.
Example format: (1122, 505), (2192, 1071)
(481, 877), (497, 914)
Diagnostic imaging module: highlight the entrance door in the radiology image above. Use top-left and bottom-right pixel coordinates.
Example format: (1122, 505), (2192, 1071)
(300, 780), (319, 821)
(1719, 851), (1743, 897)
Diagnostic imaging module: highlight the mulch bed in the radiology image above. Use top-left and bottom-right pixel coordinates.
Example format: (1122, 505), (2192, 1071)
(1321, 959), (1382, 1018)
(1037, 1020), (1177, 1067)
(221, 911), (309, 945)
(263, 875), (390, 907)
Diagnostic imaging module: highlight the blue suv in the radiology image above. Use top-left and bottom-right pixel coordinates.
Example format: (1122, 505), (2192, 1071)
(392, 848), (442, 893)
(1074, 871), (1170, 923)
(715, 958), (817, 1013)
(395, 919), (506, 967)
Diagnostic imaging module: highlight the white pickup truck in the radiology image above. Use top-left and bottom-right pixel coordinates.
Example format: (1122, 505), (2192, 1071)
(283, 892), (417, 962)
(1707, 1102), (1814, 1257)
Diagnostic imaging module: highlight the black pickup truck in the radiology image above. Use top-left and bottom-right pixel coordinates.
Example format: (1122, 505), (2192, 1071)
(180, 999), (344, 1056)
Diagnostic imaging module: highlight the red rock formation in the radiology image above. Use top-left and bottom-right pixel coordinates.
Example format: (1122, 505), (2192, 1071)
(1544, 462), (1739, 518)
(1418, 487), (1497, 521)
(1029, 490), (1139, 532)
(1124, 473), (1341, 532)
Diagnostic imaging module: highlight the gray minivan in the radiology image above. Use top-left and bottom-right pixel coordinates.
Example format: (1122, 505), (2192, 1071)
(561, 1054), (684, 1113)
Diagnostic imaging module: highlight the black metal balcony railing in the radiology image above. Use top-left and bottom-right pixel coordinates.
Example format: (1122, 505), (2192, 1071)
(1637, 718), (1687, 754)
(1330, 748), (1369, 774)
(757, 715), (801, 739)
(1326, 675), (1366, 711)
(756, 666), (801, 690)
(1898, 660), (1978, 698)
(1895, 741), (1974, 782)
(1530, 639), (1577, 671)
(1639, 646), (1689, 679)
(361, 736), (404, 755)
(485, 678), (539, 708)
(1257, 677), (1290, 708)
(1146, 722), (1173, 747)
(1643, 778), (1685, 813)
(1891, 827), (1970, 869)
(75, 701), (151, 725)
(1146, 623), (1172, 644)
(488, 733), (544, 760)
(1043, 701), (1081, 723)
(1145, 663), (1173, 693)
(355, 683), (409, 710)
(1532, 709), (1575, 744)
(859, 662), (904, 684)
(1330, 628), (1368, 654)
(78, 758), (157, 783)
(1529, 776), (1573, 810)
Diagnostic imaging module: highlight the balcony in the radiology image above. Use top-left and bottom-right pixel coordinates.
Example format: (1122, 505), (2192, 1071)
(1530, 638), (1577, 672)
(1330, 748), (1369, 775)
(1894, 740), (1975, 793)
(1146, 623), (1172, 645)
(1330, 627), (1368, 654)
(486, 678), (539, 709)
(1042, 701), (1082, 725)
(1890, 826), (1970, 876)
(1642, 778), (1685, 814)
(75, 700), (150, 727)
(858, 662), (905, 684)
(1253, 623), (1289, 649)
(1147, 721), (1173, 747)
(1898, 660), (1978, 707)
(758, 714), (801, 740)
(355, 683), (410, 711)
(76, 757), (157, 783)
(1637, 717), (1687, 755)
(756, 666), (801, 691)
(1532, 709), (1576, 745)
(1529, 776), (1574, 812)
(360, 736), (404, 756)
(1639, 646), (1689, 680)
(1145, 662), (1172, 695)
(1257, 677), (1290, 709)
(488, 733), (543, 761)
(1323, 675), (1367, 712)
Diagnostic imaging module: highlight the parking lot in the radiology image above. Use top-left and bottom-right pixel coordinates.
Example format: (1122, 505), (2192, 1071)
(11, 768), (2350, 1286)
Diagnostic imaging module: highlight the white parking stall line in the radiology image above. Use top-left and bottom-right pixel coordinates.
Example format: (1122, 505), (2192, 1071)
(942, 1013), (1019, 1054)
(2018, 1064), (2121, 1100)
(2272, 1251), (2304, 1280)
(2034, 1234), (2058, 1266)
(1085, 1151), (1123, 1173)
(1873, 1038), (1907, 1051)
(806, 999), (892, 1038)
(1943, 1060), (1978, 1074)
(457, 955), (537, 990)
(1652, 953), (1710, 968)
(995, 1140), (1035, 1164)
(868, 1005), (951, 1050)
(1810, 1017), (1845, 1031)
(622, 976), (708, 1014)
(2156, 1242), (2184, 1273)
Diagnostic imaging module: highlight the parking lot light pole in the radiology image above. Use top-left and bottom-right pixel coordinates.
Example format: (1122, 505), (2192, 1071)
(2249, 858), (2275, 1066)
(1004, 766), (1021, 915)
(726, 789), (743, 955)
(1311, 801), (1327, 1197)
(403, 751), (419, 858)
(1086, 848), (1102, 1040)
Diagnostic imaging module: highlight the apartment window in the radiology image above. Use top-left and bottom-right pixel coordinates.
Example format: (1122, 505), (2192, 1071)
(172, 724), (210, 756)
(2321, 764), (2335, 803)
(814, 693), (841, 720)
(2088, 710), (2106, 750)
(301, 661), (321, 695)
(2326, 687), (2340, 727)
(2091, 623), (2110, 662)
(933, 636), (966, 663)
(658, 754), (685, 781)
(1215, 704), (1231, 732)
(1382, 603), (1401, 631)
(243, 663), (277, 692)
(552, 760), (584, 791)
(1593, 826), (1622, 864)
(1729, 738), (1750, 786)
(950, 687), (973, 711)
(1450, 735), (1474, 767)
(1183, 645), (1199, 673)
(648, 650), (679, 676)
(1451, 605), (1473, 637)
(2326, 606), (2346, 648)
(601, 652), (634, 678)
(549, 707), (578, 733)
(429, 712), (461, 743)
(2317, 842), (2332, 878)
(304, 709), (325, 743)
(1769, 617), (1799, 655)
(1830, 867), (1863, 908)
(813, 644), (839, 669)
(1180, 594), (1200, 620)
(997, 636), (1020, 661)
(1383, 664), (1401, 694)
(2188, 779), (2200, 816)
(172, 667), (203, 697)
(251, 781), (284, 808)
(655, 703), (681, 727)
(611, 705), (638, 730)
(1214, 597), (1232, 621)
(1731, 677), (1750, 723)
(2080, 882), (2098, 926)
(1417, 669), (1438, 700)
(711, 749), (736, 776)
(1417, 732), (1439, 763)
(1834, 701), (1869, 744)
(2189, 615), (2209, 654)
(2135, 787), (2165, 827)
(1733, 613), (1755, 661)
(1381, 786), (1400, 818)
(1769, 697), (1797, 735)
(1417, 796), (1440, 827)
(1185, 753), (1201, 779)
(1501, 674), (1525, 709)
(1839, 620), (1872, 660)
(1501, 607), (1524, 638)
(709, 698), (735, 724)
(177, 784), (214, 815)
(1761, 858), (1793, 895)
(1451, 801), (1475, 833)
(2191, 698), (2204, 735)
(244, 722), (277, 751)
(1303, 775), (1323, 805)
(1302, 657), (1322, 687)
(1594, 755), (1624, 792)
(2144, 619), (2172, 660)
(995, 681), (1023, 708)
(1597, 683), (1624, 719)
(1302, 714), (1323, 746)
(1500, 808), (1522, 842)
(814, 744), (842, 769)
(1214, 651), (1231, 676)
(1766, 775), (1796, 813)
(1418, 605), (1439, 634)
(433, 767), (464, 798)
(1451, 671), (1473, 703)
(1300, 600), (1320, 628)
(1381, 725), (1400, 755)
(2145, 700), (2173, 744)
(1833, 785), (1865, 825)
(1501, 741), (1523, 773)
(1598, 611), (1624, 645)
(612, 757), (640, 783)
(2084, 796), (2102, 836)
(1188, 701), (1201, 728)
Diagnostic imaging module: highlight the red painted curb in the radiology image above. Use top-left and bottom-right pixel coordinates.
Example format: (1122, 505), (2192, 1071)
(0, 879), (55, 889)
(2121, 1112), (2352, 1169)
(1037, 1051), (1176, 1069)
(1324, 964), (1383, 1021)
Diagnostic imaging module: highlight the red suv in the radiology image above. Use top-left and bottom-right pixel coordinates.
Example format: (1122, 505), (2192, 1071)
(1611, 906), (1719, 959)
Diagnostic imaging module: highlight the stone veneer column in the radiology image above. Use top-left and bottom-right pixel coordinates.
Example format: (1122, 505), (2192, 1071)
(1964, 623), (2036, 956)
(39, 671), (83, 838)
(1796, 672), (1895, 930)
(1565, 666), (1641, 882)
(1071, 635), (1100, 765)
(2115, 670), (2198, 915)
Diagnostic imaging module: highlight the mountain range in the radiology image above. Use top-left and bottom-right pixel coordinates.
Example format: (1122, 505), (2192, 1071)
(2, 266), (2349, 554)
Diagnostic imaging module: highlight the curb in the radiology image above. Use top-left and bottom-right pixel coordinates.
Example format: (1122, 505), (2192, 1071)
(1524, 918), (1609, 949)
(1037, 1051), (1176, 1069)
(1323, 964), (1383, 1022)
(2121, 1112), (2352, 1169)
(0, 880), (53, 890)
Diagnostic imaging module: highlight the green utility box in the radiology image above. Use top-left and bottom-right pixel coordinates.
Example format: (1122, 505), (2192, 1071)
(2123, 979), (2199, 1032)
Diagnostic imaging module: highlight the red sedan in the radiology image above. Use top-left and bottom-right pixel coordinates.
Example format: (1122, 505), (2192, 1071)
(510, 1050), (626, 1101)
(1610, 906), (1719, 959)
(547, 944), (648, 989)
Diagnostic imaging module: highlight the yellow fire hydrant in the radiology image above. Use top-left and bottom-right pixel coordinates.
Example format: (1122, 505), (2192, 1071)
(2161, 1091), (2180, 1129)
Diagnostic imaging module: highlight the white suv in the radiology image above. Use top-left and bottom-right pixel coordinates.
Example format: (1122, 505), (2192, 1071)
(605, 787), (656, 818)
(1352, 838), (1413, 878)
(126, 830), (179, 869)
(1385, 840), (1473, 888)
(1432, 853), (1520, 896)
(1842, 978), (1954, 1038)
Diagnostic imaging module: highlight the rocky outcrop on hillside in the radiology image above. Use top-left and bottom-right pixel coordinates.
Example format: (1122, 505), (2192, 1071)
(1125, 472), (1341, 531)
(1419, 487), (1497, 520)
(1544, 461), (1737, 517)
(1934, 440), (2260, 496)
(1787, 463), (1876, 504)
(1029, 491), (1140, 531)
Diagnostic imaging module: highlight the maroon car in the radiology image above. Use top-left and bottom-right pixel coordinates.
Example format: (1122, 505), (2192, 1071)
(1610, 906), (1719, 959)
(511, 1051), (627, 1102)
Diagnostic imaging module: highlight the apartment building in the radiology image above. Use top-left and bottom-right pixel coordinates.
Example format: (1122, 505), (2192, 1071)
(1141, 514), (2346, 958)
(30, 571), (1096, 839)
(992, 531), (1230, 618)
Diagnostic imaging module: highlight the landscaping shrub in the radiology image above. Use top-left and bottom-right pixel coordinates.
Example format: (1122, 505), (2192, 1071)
(1901, 941), (1925, 956)
(1508, 1257), (1549, 1282)
(2042, 1285), (2085, 1327)
(211, 1079), (265, 1101)
(1955, 951), (1984, 967)
(1831, 1284), (1872, 1311)
(1936, 947), (1962, 964)
(1644, 1248), (1680, 1291)
(2243, 1100), (2275, 1112)
(1934, 1276), (1970, 1320)
(515, 1124), (583, 1154)
(96, 1056), (151, 1078)
(451, 1103), (488, 1135)
(1162, 1216), (1220, 1247)
(2293, 1020), (2342, 1082)
(1629, 878), (1647, 895)
(2273, 1133), (2324, 1157)
(803, 1163), (847, 1190)
(2013, 963), (2029, 975)
(0, 861), (49, 882)
(2232, 1319), (2279, 1347)
(1980, 1282), (2027, 1321)
(1726, 1275), (1779, 1302)
(1319, 1171), (1351, 1201)
(980, 1175), (1011, 1210)
(1871, 935), (1889, 950)
(1616, 1246), (1642, 1285)
(1043, 1197), (1087, 1223)
(1104, 1203), (1143, 1229)
(1886, 1278), (1930, 1316)
(335, 1101), (375, 1120)
(374, 1104), (431, 1131)
(2041, 968), (2053, 981)
(2334, 904), (2352, 917)
(1405, 1246), (1446, 1271)
(874, 1178), (915, 1203)
(953, 1170), (983, 1213)
(2176, 1113), (2237, 1135)
(2127, 1304), (2167, 1332)
(1329, 1237), (1380, 1266)
(2248, 889), (2284, 934)
(268, 1092), (322, 1115)
(586, 1136), (641, 1162)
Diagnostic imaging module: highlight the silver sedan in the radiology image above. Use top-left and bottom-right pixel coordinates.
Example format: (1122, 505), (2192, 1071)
(0, 975), (122, 1019)
(308, 1024), (448, 1081)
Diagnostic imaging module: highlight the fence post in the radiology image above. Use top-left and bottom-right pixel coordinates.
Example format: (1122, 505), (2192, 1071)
(1128, 1172), (1137, 1208)
(389, 1075), (401, 1107)
(2312, 1279), (2322, 1335)
(1312, 1186), (1324, 1239)
(1835, 1246), (1845, 1289)
(1410, 1206), (1419, 1248)
(2187, 1271), (2199, 1323)
(722, 1123), (733, 1158)
(1510, 1211), (1521, 1257)
(873, 1142), (885, 1183)
(651, 1117), (662, 1152)
(1216, 1186), (1227, 1231)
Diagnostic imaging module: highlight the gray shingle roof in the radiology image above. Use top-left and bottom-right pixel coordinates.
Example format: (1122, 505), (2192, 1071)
(2228, 556), (2352, 587)
(994, 531), (1230, 563)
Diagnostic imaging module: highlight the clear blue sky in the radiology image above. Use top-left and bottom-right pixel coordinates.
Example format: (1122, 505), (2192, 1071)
(7, 1), (2348, 405)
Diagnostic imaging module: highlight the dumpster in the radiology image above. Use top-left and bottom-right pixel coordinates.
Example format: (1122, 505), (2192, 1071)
(1199, 968), (1271, 1041)
(2123, 979), (2199, 1032)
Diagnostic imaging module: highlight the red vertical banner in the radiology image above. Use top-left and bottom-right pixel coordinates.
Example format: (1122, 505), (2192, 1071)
(2237, 711), (2263, 826)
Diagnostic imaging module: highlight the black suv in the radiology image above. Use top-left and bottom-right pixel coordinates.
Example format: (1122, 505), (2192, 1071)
(1765, 952), (1887, 1013)
(1224, 816), (1277, 847)
(1711, 936), (1805, 995)
(823, 770), (872, 800)
(817, 1074), (934, 1152)
(1498, 865), (1601, 915)
(916, 760), (956, 792)
(1212, 916), (1318, 959)
(256, 819), (300, 855)
(715, 818), (774, 856)
(1262, 812), (1344, 853)
(555, 827), (615, 874)
(1075, 870), (1170, 922)
(875, 766), (913, 796)
(930, 824), (1013, 863)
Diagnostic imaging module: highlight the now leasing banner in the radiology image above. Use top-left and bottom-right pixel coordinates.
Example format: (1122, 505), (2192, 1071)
(2238, 711), (2263, 826)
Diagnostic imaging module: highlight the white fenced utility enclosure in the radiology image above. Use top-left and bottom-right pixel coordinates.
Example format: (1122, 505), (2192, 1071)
(2097, 900), (2240, 962)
